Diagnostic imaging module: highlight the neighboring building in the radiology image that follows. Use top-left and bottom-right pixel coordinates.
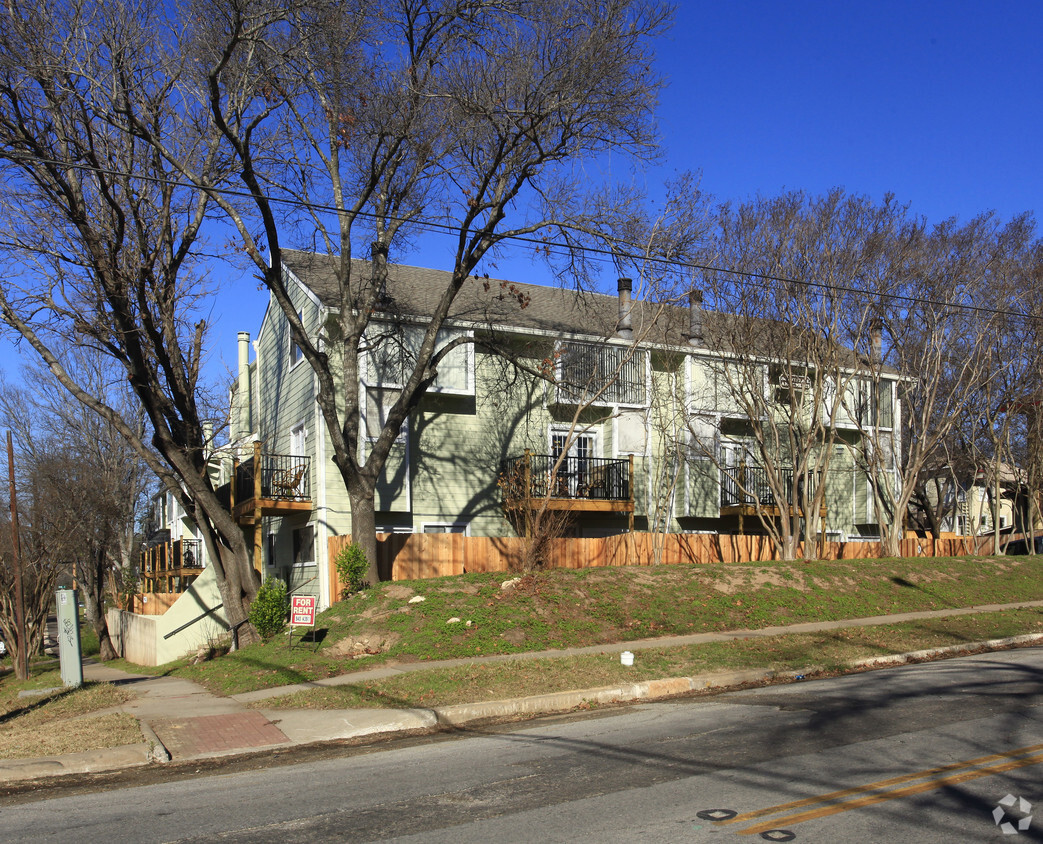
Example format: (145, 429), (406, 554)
(933, 463), (1027, 536)
(139, 484), (207, 594)
(221, 252), (903, 609)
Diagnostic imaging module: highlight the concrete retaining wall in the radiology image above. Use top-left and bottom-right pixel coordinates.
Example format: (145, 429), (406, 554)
(109, 566), (231, 666)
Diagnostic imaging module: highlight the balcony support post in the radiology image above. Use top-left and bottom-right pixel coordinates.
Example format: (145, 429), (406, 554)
(628, 454), (634, 533)
(523, 449), (533, 539)
(252, 441), (263, 575)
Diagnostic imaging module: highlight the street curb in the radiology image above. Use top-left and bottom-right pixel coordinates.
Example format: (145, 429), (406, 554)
(138, 719), (171, 763)
(427, 632), (1043, 727)
(847, 632), (1043, 671)
(2, 631), (1041, 784)
(0, 743), (151, 784)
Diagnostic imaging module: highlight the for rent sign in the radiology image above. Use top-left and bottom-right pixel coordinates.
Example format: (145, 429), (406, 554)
(290, 595), (316, 627)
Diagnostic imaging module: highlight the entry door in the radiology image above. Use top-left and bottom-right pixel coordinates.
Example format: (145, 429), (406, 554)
(721, 440), (757, 506)
(550, 430), (597, 497)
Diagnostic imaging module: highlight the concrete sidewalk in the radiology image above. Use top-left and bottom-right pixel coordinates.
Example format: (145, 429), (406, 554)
(2, 601), (1042, 784)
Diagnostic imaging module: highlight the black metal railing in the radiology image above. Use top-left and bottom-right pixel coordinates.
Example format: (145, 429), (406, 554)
(500, 453), (630, 502)
(216, 451), (312, 509)
(234, 452), (311, 502)
(721, 464), (818, 509)
(178, 538), (203, 569)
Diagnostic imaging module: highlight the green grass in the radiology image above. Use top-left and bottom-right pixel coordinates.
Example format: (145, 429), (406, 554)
(251, 608), (1043, 711)
(145, 554), (1043, 696)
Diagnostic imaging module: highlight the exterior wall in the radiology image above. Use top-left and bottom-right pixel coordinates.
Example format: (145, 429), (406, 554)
(242, 272), (906, 607)
(109, 565), (229, 666)
(252, 277), (327, 604)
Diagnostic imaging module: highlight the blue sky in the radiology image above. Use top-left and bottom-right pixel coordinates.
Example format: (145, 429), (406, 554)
(2, 1), (1041, 388)
(659, 2), (1041, 223)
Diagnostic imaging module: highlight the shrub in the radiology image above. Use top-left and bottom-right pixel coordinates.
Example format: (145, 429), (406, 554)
(249, 577), (289, 640)
(335, 543), (370, 598)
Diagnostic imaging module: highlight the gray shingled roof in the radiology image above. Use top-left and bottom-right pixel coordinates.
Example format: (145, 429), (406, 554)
(282, 249), (696, 346)
(280, 250), (892, 373)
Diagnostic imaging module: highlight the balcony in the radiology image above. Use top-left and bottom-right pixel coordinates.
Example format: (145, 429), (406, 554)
(140, 537), (204, 593)
(499, 451), (634, 532)
(216, 444), (312, 525)
(720, 463), (821, 517)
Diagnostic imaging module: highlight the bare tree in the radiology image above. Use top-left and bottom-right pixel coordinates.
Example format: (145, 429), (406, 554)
(0, 354), (151, 660)
(690, 191), (893, 560)
(0, 0), (262, 639)
(854, 213), (1033, 556)
(0, 430), (82, 678)
(159, 0), (675, 581)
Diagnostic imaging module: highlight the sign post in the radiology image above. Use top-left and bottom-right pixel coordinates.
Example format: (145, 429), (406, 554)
(288, 595), (316, 650)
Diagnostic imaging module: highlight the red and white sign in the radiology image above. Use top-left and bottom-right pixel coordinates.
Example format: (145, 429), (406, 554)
(290, 595), (316, 627)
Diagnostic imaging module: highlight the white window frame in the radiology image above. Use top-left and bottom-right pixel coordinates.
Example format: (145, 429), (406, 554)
(549, 425), (600, 461)
(292, 524), (316, 568)
(554, 342), (648, 408)
(361, 387), (408, 445)
(361, 324), (475, 396)
(289, 309), (305, 369)
(421, 522), (470, 535)
(290, 422), (307, 456)
(266, 531), (277, 569)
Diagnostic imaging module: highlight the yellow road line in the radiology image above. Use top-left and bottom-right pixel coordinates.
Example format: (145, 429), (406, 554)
(720, 742), (1043, 825)
(738, 750), (1043, 835)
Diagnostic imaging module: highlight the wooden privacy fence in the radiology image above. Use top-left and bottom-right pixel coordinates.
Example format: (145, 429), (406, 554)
(126, 593), (181, 616)
(328, 532), (985, 594)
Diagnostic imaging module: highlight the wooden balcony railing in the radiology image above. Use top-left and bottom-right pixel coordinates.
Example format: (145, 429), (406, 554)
(499, 450), (635, 534)
(139, 538), (204, 593)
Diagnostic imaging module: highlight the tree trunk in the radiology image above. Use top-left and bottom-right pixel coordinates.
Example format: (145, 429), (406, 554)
(349, 484), (381, 586)
(82, 586), (117, 662)
(196, 521), (260, 649)
(93, 617), (117, 662)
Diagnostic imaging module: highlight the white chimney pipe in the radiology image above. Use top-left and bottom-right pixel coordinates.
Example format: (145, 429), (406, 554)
(237, 331), (252, 438)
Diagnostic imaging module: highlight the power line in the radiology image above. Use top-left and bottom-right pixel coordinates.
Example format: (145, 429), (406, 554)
(2, 150), (1039, 326)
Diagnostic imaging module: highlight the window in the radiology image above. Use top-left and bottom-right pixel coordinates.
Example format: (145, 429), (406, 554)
(363, 387), (407, 443)
(615, 409), (647, 456)
(364, 325), (473, 394)
(290, 423), (307, 456)
(556, 343), (646, 405)
(688, 413), (717, 460)
(290, 310), (304, 365)
(293, 525), (315, 566)
(266, 532), (277, 569)
(856, 380), (894, 429)
(422, 523), (468, 534)
(549, 427), (598, 497)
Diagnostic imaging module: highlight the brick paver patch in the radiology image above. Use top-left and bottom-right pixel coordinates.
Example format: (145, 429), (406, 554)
(151, 711), (290, 759)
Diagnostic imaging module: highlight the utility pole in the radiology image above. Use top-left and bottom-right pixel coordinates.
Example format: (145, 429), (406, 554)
(7, 431), (27, 679)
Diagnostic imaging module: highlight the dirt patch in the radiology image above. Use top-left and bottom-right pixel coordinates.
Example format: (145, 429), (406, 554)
(327, 632), (400, 658)
(382, 584), (415, 601)
(902, 570), (957, 585)
(500, 628), (527, 646)
(709, 568), (809, 594)
(434, 582), (482, 595)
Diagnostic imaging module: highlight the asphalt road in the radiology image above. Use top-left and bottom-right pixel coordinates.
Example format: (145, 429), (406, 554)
(2, 647), (1041, 843)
